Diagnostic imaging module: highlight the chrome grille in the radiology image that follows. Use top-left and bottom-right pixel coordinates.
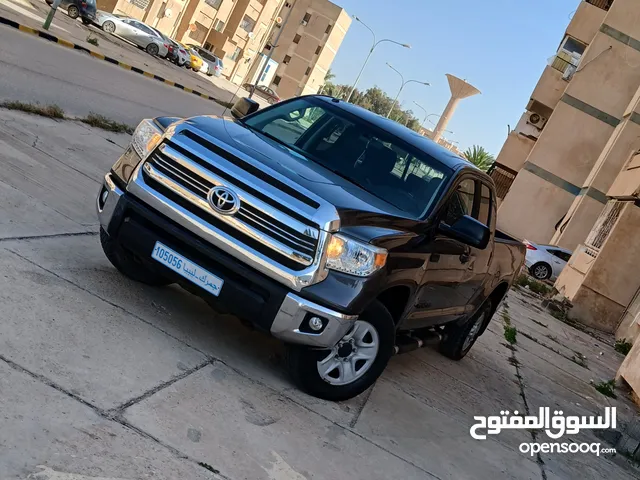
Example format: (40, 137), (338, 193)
(142, 142), (320, 267)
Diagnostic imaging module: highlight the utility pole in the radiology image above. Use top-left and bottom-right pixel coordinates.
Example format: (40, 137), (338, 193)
(42, 0), (62, 30)
(250, 0), (297, 99)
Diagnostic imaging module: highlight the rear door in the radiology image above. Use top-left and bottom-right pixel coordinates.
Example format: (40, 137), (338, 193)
(546, 248), (571, 277)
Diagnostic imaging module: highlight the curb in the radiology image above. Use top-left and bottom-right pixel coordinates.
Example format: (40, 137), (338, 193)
(0, 15), (232, 107)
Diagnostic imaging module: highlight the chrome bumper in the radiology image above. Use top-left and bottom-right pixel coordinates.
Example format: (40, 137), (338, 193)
(271, 293), (357, 348)
(97, 173), (124, 229)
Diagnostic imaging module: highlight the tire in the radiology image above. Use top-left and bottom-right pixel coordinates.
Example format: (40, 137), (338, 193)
(102, 20), (115, 33)
(192, 67), (198, 72)
(100, 227), (171, 286)
(530, 262), (551, 280)
(285, 300), (395, 401)
(146, 43), (159, 56)
(268, 98), (276, 105)
(67, 5), (79, 18)
(439, 301), (493, 360)
(81, 17), (91, 25)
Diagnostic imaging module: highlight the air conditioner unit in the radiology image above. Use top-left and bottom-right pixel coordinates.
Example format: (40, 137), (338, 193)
(301, 20), (308, 26)
(526, 111), (548, 130)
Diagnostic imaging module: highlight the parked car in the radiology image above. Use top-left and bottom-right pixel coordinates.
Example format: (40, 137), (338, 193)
(96, 95), (526, 401)
(199, 59), (209, 75)
(185, 47), (203, 72)
(524, 240), (572, 281)
(186, 45), (224, 77)
(46, 0), (96, 23)
(243, 83), (280, 104)
(93, 12), (168, 57)
(150, 27), (179, 62)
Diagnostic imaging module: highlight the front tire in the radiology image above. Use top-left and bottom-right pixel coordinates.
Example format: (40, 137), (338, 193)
(439, 301), (492, 360)
(67, 5), (79, 18)
(530, 262), (551, 280)
(285, 300), (395, 401)
(100, 227), (171, 286)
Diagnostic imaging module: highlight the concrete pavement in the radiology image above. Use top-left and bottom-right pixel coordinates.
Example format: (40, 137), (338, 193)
(1, 108), (639, 479)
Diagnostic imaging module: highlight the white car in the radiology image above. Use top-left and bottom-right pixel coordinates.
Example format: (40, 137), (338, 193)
(524, 240), (572, 281)
(199, 60), (209, 74)
(93, 12), (168, 57)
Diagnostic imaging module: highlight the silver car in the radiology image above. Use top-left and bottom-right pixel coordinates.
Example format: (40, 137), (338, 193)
(93, 12), (168, 57)
(524, 240), (572, 281)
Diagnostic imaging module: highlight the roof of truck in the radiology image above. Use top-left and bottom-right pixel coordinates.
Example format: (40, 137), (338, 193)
(313, 95), (487, 176)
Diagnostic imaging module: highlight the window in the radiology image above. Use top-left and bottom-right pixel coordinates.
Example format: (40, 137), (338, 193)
(293, 34), (301, 44)
(204, 42), (213, 50)
(325, 24), (332, 34)
(444, 179), (475, 226)
(302, 12), (311, 24)
(548, 249), (572, 262)
(204, 0), (222, 9)
(560, 36), (586, 56)
(242, 98), (451, 217)
(315, 45), (321, 55)
(305, 66), (311, 76)
(273, 75), (281, 86)
(478, 183), (492, 227)
(213, 19), (225, 32)
(283, 55), (291, 64)
(240, 15), (256, 33)
(228, 46), (241, 61)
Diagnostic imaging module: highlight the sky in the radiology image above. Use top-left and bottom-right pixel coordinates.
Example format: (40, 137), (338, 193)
(328, 0), (582, 155)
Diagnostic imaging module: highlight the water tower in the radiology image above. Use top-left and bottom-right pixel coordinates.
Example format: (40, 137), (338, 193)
(431, 74), (480, 143)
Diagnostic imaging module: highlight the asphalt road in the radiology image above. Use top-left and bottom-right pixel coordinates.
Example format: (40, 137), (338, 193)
(0, 24), (227, 125)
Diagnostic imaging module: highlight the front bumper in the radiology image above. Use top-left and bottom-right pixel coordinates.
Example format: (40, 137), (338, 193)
(97, 173), (355, 348)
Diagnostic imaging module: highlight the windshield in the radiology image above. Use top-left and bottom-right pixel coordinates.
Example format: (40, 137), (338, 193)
(242, 98), (451, 217)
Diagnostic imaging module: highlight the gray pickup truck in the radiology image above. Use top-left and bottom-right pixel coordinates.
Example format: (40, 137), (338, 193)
(96, 95), (525, 400)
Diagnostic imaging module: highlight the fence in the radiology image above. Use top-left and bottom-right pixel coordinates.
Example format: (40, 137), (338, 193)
(586, 0), (614, 11)
(584, 200), (624, 254)
(488, 163), (518, 200)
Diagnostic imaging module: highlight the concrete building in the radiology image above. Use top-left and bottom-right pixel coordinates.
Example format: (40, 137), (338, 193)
(102, 0), (349, 96)
(260, 0), (351, 99)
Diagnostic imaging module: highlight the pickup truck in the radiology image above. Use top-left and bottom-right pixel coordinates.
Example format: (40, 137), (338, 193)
(96, 95), (525, 401)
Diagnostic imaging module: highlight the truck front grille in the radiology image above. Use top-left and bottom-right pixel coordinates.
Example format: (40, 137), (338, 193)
(140, 138), (320, 270)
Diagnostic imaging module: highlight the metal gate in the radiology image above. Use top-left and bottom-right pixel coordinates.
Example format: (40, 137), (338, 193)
(488, 163), (518, 200)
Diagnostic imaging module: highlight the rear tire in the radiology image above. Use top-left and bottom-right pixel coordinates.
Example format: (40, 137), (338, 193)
(102, 20), (115, 33)
(439, 301), (493, 360)
(100, 227), (171, 286)
(67, 5), (79, 18)
(530, 262), (551, 280)
(146, 43), (159, 56)
(285, 300), (395, 401)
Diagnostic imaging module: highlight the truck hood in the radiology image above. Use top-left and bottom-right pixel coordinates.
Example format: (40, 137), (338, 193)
(181, 115), (422, 232)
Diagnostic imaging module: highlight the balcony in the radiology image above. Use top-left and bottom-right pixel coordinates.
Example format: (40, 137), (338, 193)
(531, 65), (569, 110)
(567, 1), (609, 44)
(585, 0), (613, 11)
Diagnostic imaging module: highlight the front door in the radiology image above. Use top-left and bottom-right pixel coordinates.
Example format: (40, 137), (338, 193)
(404, 177), (479, 328)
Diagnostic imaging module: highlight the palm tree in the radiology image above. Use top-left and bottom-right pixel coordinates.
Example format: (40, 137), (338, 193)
(324, 69), (336, 83)
(463, 145), (495, 171)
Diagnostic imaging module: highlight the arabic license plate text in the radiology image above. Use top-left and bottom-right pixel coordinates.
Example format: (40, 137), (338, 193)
(151, 241), (223, 297)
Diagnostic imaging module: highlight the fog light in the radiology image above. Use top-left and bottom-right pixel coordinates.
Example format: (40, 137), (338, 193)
(308, 316), (324, 331)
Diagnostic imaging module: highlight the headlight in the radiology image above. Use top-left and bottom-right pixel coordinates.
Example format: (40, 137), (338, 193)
(131, 119), (162, 158)
(325, 234), (388, 277)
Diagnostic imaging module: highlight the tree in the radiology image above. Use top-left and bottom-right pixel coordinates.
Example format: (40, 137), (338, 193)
(463, 145), (495, 171)
(324, 69), (336, 83)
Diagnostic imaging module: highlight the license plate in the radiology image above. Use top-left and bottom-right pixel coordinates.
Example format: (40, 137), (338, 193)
(151, 241), (223, 297)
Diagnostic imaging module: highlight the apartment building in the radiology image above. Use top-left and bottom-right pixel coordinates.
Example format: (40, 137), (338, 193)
(260, 0), (351, 99)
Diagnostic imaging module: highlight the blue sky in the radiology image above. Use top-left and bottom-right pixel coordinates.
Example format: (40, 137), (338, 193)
(329, 0), (581, 155)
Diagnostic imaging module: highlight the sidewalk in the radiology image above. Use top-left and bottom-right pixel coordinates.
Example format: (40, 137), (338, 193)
(0, 0), (268, 107)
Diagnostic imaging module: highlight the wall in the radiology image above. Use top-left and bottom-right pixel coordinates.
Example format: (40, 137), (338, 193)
(530, 65), (569, 110)
(618, 336), (640, 397)
(566, 0), (608, 45)
(494, 132), (536, 172)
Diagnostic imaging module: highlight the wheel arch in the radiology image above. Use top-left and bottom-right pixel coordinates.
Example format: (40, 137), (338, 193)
(375, 284), (413, 327)
(478, 281), (510, 336)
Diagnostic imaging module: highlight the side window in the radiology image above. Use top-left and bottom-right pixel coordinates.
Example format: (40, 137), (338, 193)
(478, 183), (492, 227)
(550, 250), (571, 262)
(444, 179), (475, 226)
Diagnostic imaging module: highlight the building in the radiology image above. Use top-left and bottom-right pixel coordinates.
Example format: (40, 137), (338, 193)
(418, 127), (462, 156)
(260, 0), (351, 99)
(489, 0), (640, 403)
(100, 0), (349, 97)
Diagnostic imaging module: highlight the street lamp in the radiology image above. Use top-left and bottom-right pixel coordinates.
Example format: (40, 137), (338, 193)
(413, 101), (428, 132)
(346, 16), (410, 102)
(386, 63), (430, 118)
(426, 113), (453, 135)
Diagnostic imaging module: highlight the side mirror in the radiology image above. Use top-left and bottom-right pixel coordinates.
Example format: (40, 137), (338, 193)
(439, 215), (490, 249)
(231, 97), (260, 119)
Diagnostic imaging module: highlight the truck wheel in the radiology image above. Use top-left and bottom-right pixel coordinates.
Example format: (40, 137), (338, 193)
(439, 301), (492, 360)
(530, 262), (551, 280)
(100, 227), (171, 286)
(285, 300), (395, 401)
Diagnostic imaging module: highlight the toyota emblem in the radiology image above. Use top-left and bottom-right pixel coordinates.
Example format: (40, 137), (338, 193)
(207, 186), (240, 215)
